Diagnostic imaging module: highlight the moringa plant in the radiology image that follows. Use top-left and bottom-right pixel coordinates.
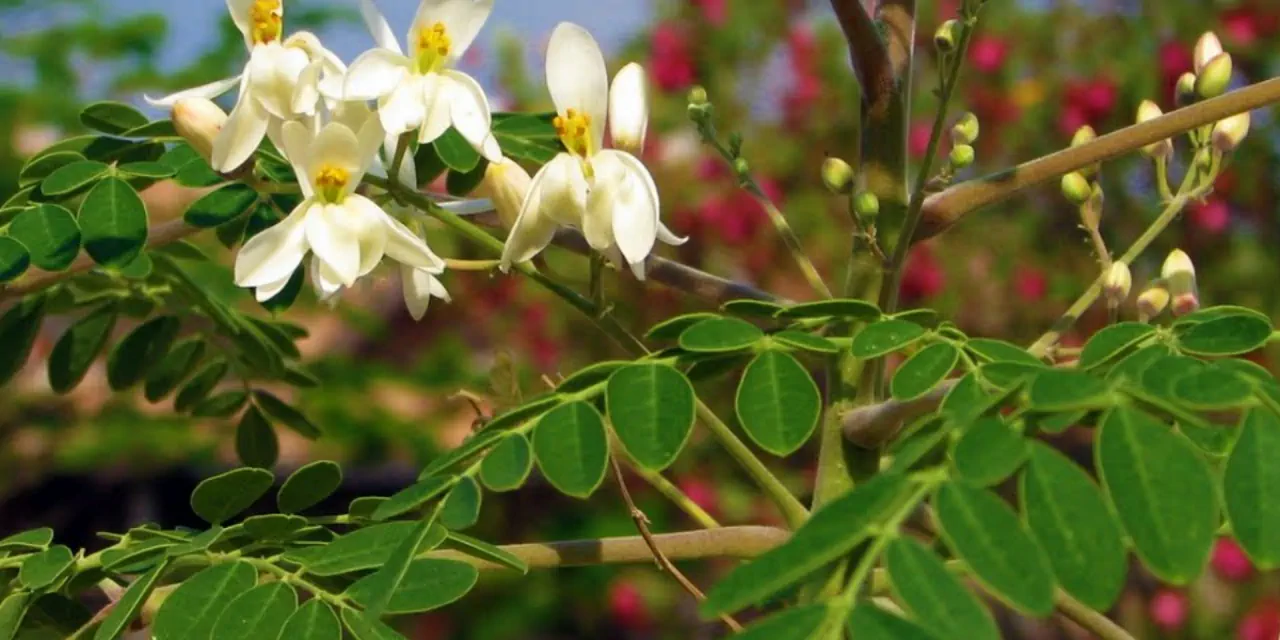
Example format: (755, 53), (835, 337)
(0, 0), (1278, 638)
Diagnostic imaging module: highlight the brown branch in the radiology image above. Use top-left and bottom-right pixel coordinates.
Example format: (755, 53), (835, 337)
(830, 0), (893, 116)
(609, 456), (742, 633)
(842, 379), (957, 447)
(424, 526), (790, 571)
(915, 77), (1280, 243)
(1055, 590), (1137, 640)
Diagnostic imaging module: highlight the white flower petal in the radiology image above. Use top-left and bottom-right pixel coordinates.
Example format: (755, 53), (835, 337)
(280, 120), (314, 199)
(353, 196), (445, 271)
(352, 116), (388, 186)
(306, 203), (363, 286)
(412, 0), (493, 63)
(248, 44), (311, 119)
(292, 61), (322, 116)
(235, 202), (311, 288)
(144, 75), (241, 108)
(254, 273), (292, 302)
(534, 153), (589, 228)
(417, 73), (454, 144)
(351, 201), (388, 277)
(546, 22), (608, 153)
(444, 70), (502, 162)
(227, 0), (257, 48)
(211, 91), (270, 173)
(583, 160), (621, 252)
(360, 0), (404, 55)
(608, 63), (649, 154)
(602, 150), (660, 264)
(310, 257), (344, 301)
(306, 122), (363, 184)
(345, 48), (411, 102)
(378, 77), (427, 136)
(385, 130), (419, 189)
(656, 221), (688, 246)
(400, 264), (450, 320)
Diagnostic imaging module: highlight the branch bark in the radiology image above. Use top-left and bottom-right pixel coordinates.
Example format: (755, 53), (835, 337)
(915, 77), (1280, 243)
(423, 526), (790, 572)
(830, 0), (893, 116)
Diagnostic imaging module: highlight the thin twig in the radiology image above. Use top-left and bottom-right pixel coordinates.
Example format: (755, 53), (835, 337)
(609, 457), (743, 633)
(1055, 590), (1137, 640)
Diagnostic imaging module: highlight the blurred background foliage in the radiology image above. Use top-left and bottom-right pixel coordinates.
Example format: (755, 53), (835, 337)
(1, 0), (1279, 638)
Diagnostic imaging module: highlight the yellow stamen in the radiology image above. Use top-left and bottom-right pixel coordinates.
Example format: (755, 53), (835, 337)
(315, 164), (350, 203)
(250, 0), (283, 45)
(414, 21), (452, 74)
(554, 108), (595, 177)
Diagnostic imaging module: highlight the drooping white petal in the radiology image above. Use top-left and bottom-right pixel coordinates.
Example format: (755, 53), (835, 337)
(352, 117), (388, 186)
(345, 48), (412, 101)
(412, 0), (493, 63)
(144, 75), (241, 108)
(360, 0), (404, 55)
(444, 70), (502, 162)
(608, 63), (649, 154)
(235, 202), (311, 288)
(383, 130), (419, 189)
(601, 149), (660, 265)
(546, 22), (608, 153)
(211, 90), (270, 173)
(280, 120), (314, 199)
(306, 122), (363, 185)
(292, 61), (322, 116)
(247, 44), (312, 119)
(583, 156), (623, 252)
(378, 76), (427, 136)
(254, 273), (292, 302)
(534, 153), (589, 228)
(417, 73), (454, 144)
(347, 198), (388, 277)
(656, 221), (688, 246)
(310, 258), (344, 301)
(354, 196), (445, 271)
(306, 203), (363, 286)
(400, 264), (450, 320)
(500, 192), (557, 270)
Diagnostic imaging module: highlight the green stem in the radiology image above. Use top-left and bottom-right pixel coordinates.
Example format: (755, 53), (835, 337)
(1055, 590), (1137, 640)
(388, 132), (412, 187)
(696, 401), (809, 529)
(629, 463), (722, 529)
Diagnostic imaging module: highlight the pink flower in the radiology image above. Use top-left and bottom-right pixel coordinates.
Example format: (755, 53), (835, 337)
(1057, 105), (1089, 138)
(1080, 78), (1117, 120)
(1149, 589), (1188, 632)
(901, 245), (945, 302)
(967, 35), (1008, 73)
(608, 580), (651, 631)
(1237, 599), (1280, 640)
(676, 476), (720, 516)
(1220, 7), (1263, 46)
(909, 121), (933, 158)
(1189, 198), (1230, 235)
(690, 0), (726, 25)
(696, 156), (728, 181)
(1014, 267), (1047, 302)
(649, 22), (696, 92)
(1211, 537), (1255, 582)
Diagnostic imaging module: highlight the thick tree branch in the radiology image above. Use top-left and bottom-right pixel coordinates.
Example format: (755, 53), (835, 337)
(424, 526), (790, 571)
(830, 0), (893, 116)
(915, 77), (1280, 243)
(842, 379), (956, 446)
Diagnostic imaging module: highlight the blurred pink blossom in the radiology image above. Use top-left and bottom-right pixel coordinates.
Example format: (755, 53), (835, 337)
(690, 0), (727, 25)
(1149, 589), (1188, 632)
(608, 580), (652, 631)
(909, 121), (933, 158)
(1013, 267), (1047, 302)
(676, 476), (720, 516)
(1211, 537), (1255, 582)
(1237, 599), (1280, 640)
(650, 22), (696, 92)
(1189, 198), (1230, 235)
(967, 35), (1008, 73)
(901, 245), (945, 302)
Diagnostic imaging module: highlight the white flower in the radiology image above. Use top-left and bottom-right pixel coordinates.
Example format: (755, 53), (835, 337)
(401, 264), (452, 320)
(344, 0), (502, 162)
(500, 23), (684, 280)
(144, 1), (333, 173)
(233, 119), (444, 297)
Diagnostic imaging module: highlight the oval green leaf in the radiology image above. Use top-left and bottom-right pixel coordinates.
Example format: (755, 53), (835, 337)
(210, 582), (297, 640)
(41, 160), (109, 196)
(934, 482), (1056, 615)
(235, 406), (279, 469)
(439, 476), (482, 530)
(532, 401), (609, 498)
(291, 522), (438, 577)
(1178, 315), (1273, 356)
(885, 536), (999, 640)
(144, 337), (206, 402)
(678, 317), (765, 352)
(94, 559), (168, 640)
(433, 128), (481, 172)
(1025, 369), (1114, 412)
(346, 558), (479, 614)
(1173, 363), (1254, 410)
(80, 101), (149, 134)
(606, 363), (695, 471)
(48, 304), (117, 393)
(440, 530), (528, 574)
(372, 475), (454, 522)
(774, 298), (880, 321)
(892, 342), (960, 401)
(0, 236), (30, 282)
(966, 338), (1043, 366)
(1097, 408), (1218, 583)
(1021, 443), (1127, 611)
(0, 294), (48, 385)
(952, 416), (1027, 486)
(846, 603), (942, 640)
(253, 390), (322, 439)
(79, 177), (148, 267)
(735, 350), (821, 456)
(185, 183), (259, 228)
(479, 433), (533, 492)
(851, 319), (927, 358)
(1223, 409), (1280, 569)
(190, 467), (275, 525)
(721, 299), (785, 317)
(106, 315), (179, 390)
(645, 312), (720, 341)
(771, 330), (840, 354)
(19, 545), (74, 590)
(734, 605), (830, 640)
(278, 460), (342, 514)
(8, 204), (80, 271)
(151, 561), (257, 640)
(1079, 322), (1157, 369)
(279, 600), (341, 640)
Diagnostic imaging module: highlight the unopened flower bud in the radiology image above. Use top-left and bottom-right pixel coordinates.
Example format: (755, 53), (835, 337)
(1071, 126), (1100, 176)
(1212, 111), (1250, 153)
(934, 20), (959, 53)
(733, 157), (750, 181)
(478, 158), (533, 230)
(1137, 285), (1171, 320)
(1061, 172), (1091, 205)
(853, 191), (880, 220)
(172, 98), (227, 165)
(1161, 249), (1198, 315)
(1195, 52), (1233, 99)
(951, 112), (980, 145)
(1175, 72), (1198, 107)
(1135, 101), (1172, 159)
(821, 157), (855, 194)
(1193, 32), (1224, 74)
(688, 85), (709, 106)
(1081, 183), (1104, 230)
(1104, 261), (1132, 306)
(949, 144), (975, 169)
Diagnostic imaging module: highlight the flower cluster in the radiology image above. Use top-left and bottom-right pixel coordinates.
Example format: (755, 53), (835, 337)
(153, 0), (679, 318)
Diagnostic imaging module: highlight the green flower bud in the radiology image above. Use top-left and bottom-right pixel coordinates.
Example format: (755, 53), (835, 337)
(1060, 171), (1091, 206)
(821, 157), (855, 195)
(733, 157), (750, 180)
(1104, 261), (1132, 306)
(1212, 111), (1251, 153)
(934, 20), (959, 53)
(1135, 100), (1172, 159)
(686, 101), (713, 123)
(1137, 285), (1170, 321)
(688, 85), (709, 106)
(1161, 249), (1200, 316)
(951, 112), (980, 145)
(1195, 52), (1233, 99)
(1071, 125), (1096, 148)
(1193, 32), (1224, 74)
(949, 144), (975, 169)
(1175, 72), (1198, 107)
(853, 191), (880, 219)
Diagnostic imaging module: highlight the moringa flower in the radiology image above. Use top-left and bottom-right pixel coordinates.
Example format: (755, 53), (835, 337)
(145, 1), (335, 173)
(234, 119), (444, 297)
(500, 22), (684, 279)
(344, 0), (502, 162)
